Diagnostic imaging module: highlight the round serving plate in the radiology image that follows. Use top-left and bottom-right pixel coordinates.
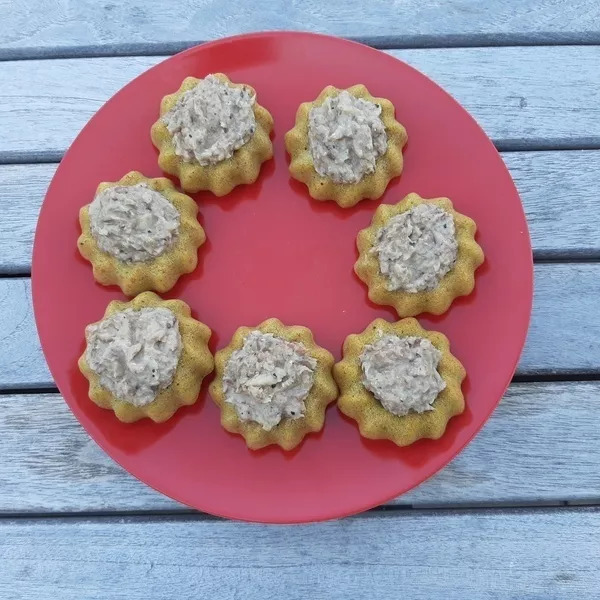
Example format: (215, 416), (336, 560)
(33, 32), (533, 523)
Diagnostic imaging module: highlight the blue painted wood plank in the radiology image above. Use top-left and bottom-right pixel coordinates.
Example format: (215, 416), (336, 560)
(1, 382), (598, 513)
(0, 262), (598, 387)
(1, 508), (599, 598)
(2, 150), (598, 275)
(0, 279), (49, 388)
(0, 164), (49, 274)
(1, 46), (600, 163)
(2, 0), (600, 58)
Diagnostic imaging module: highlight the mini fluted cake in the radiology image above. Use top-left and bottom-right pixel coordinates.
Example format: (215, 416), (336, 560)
(78, 171), (205, 296)
(334, 318), (466, 446)
(79, 292), (214, 423)
(285, 84), (407, 207)
(151, 73), (274, 195)
(355, 193), (484, 316)
(210, 318), (338, 450)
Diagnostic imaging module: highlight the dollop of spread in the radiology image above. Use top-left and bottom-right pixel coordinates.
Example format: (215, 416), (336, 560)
(308, 90), (387, 184)
(85, 307), (182, 406)
(163, 74), (256, 165)
(373, 203), (457, 292)
(88, 183), (180, 263)
(360, 334), (445, 416)
(223, 331), (317, 431)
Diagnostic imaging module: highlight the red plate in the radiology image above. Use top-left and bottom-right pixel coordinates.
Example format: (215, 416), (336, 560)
(33, 32), (532, 523)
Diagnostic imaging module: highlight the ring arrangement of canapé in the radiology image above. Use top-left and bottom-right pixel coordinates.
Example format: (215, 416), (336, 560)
(77, 73), (484, 450)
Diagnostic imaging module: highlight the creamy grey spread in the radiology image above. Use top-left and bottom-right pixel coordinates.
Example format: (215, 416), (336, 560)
(308, 90), (387, 184)
(85, 307), (182, 406)
(88, 183), (180, 263)
(223, 331), (317, 431)
(373, 203), (458, 292)
(162, 74), (256, 165)
(360, 335), (445, 416)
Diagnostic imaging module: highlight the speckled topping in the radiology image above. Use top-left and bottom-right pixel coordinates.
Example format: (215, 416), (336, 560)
(308, 90), (387, 184)
(163, 74), (256, 165)
(373, 203), (458, 293)
(85, 307), (181, 406)
(88, 183), (180, 263)
(360, 334), (445, 416)
(223, 331), (317, 431)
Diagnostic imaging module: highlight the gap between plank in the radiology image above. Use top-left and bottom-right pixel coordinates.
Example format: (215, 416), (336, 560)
(0, 386), (59, 395)
(534, 254), (600, 263)
(4, 142), (600, 168)
(512, 372), (600, 383)
(1, 503), (599, 523)
(2, 34), (600, 61)
(4, 249), (600, 279)
(3, 371), (600, 397)
(5, 252), (600, 279)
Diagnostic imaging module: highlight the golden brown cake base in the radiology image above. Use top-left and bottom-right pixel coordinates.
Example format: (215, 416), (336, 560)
(78, 171), (205, 297)
(151, 73), (274, 196)
(79, 292), (214, 423)
(334, 318), (466, 446)
(209, 318), (338, 451)
(285, 84), (407, 208)
(355, 193), (484, 316)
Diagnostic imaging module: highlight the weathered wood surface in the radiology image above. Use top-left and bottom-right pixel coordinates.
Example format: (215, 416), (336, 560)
(1, 2), (599, 598)
(2, 46), (600, 163)
(0, 279), (49, 388)
(2, 508), (600, 599)
(1, 263), (598, 389)
(0, 164), (49, 274)
(3, 0), (600, 59)
(2, 150), (598, 275)
(1, 382), (598, 514)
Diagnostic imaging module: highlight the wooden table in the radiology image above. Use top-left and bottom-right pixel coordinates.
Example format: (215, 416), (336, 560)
(2, 2), (600, 598)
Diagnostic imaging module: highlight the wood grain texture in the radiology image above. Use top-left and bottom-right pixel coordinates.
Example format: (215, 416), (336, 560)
(0, 3), (597, 588)
(2, 46), (600, 162)
(2, 508), (600, 599)
(1, 382), (599, 514)
(3, 151), (599, 274)
(392, 46), (600, 151)
(504, 150), (600, 259)
(0, 164), (49, 274)
(0, 279), (49, 388)
(2, 263), (599, 389)
(3, 0), (600, 58)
